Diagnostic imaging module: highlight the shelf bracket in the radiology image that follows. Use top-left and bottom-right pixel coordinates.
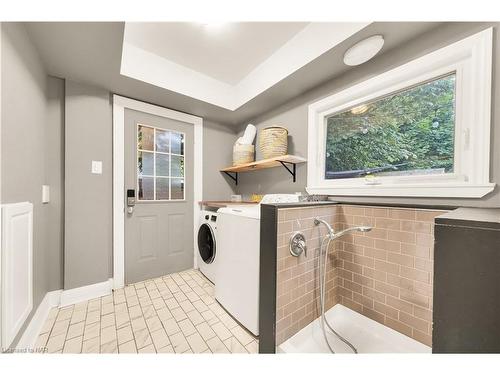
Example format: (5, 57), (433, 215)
(278, 161), (297, 182)
(223, 171), (238, 185)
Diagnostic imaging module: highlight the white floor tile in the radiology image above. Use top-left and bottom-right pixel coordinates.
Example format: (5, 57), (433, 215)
(169, 332), (190, 353)
(101, 340), (118, 353)
(138, 344), (156, 353)
(83, 322), (100, 341)
(35, 269), (258, 355)
(206, 336), (230, 353)
(134, 328), (153, 349)
(163, 318), (181, 336)
(46, 334), (66, 353)
(231, 325), (254, 346)
(51, 319), (70, 337)
(63, 336), (83, 354)
(118, 340), (137, 353)
(178, 318), (197, 336)
(157, 345), (174, 353)
(211, 321), (232, 341)
(66, 321), (85, 340)
(117, 325), (134, 345)
(82, 337), (100, 353)
(224, 337), (248, 353)
(196, 322), (216, 341)
(101, 313), (115, 328)
(151, 329), (170, 350)
(186, 332), (208, 353)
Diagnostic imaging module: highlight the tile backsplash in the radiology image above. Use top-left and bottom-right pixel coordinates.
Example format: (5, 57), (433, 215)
(275, 204), (445, 347)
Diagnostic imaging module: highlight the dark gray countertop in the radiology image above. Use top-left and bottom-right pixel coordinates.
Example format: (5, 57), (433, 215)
(436, 207), (500, 230)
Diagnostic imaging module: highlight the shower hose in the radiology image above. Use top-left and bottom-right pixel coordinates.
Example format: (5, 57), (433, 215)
(319, 236), (358, 354)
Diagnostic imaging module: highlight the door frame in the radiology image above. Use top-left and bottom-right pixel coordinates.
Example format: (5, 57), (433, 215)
(112, 95), (203, 289)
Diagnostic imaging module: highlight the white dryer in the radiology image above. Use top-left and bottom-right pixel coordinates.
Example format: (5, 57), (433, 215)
(215, 194), (299, 336)
(197, 210), (218, 284)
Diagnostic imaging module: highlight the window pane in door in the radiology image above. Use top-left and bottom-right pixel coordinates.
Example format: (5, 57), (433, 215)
(138, 177), (154, 200)
(156, 129), (170, 153)
(138, 125), (154, 151)
(325, 74), (456, 179)
(156, 178), (170, 200)
(156, 154), (170, 177)
(171, 155), (184, 177)
(171, 179), (184, 200)
(171, 132), (184, 155)
(138, 151), (154, 176)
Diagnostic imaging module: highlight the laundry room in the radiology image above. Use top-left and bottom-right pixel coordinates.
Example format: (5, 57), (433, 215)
(2, 11), (500, 369)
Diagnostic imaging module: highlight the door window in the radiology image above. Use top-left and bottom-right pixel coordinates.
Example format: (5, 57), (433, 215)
(137, 124), (185, 201)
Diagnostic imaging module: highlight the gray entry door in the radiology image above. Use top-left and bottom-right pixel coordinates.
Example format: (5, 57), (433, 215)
(124, 108), (194, 284)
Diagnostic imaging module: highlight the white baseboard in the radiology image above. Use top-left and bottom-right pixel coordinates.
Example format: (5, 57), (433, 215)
(59, 278), (114, 307)
(16, 289), (62, 350)
(14, 278), (113, 350)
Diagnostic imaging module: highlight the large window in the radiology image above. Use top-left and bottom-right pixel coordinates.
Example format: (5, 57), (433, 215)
(325, 74), (456, 180)
(137, 124), (185, 201)
(307, 28), (493, 198)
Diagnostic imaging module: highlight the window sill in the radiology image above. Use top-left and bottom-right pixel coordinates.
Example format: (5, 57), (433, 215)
(306, 182), (496, 198)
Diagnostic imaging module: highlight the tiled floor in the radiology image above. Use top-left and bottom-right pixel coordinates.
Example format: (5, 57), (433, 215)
(36, 269), (259, 354)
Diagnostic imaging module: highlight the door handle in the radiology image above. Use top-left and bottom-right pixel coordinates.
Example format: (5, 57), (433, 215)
(127, 189), (136, 206)
(127, 189), (135, 214)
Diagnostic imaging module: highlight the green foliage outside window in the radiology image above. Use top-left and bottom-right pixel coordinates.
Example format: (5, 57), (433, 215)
(325, 74), (456, 179)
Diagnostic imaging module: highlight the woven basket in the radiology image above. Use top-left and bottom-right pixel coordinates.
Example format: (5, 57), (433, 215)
(233, 144), (255, 166)
(259, 126), (288, 159)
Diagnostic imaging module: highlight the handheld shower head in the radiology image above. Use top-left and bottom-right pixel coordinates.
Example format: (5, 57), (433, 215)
(314, 217), (372, 240)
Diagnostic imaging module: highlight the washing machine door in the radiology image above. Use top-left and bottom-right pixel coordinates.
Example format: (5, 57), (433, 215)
(198, 223), (215, 264)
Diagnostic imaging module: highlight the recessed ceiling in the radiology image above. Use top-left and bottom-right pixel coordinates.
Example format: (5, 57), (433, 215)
(24, 21), (444, 126)
(121, 22), (372, 110)
(124, 22), (308, 85)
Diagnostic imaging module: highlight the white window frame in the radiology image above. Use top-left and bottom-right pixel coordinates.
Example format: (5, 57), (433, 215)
(307, 28), (494, 198)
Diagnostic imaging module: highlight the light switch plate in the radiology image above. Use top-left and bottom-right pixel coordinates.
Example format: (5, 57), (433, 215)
(42, 185), (50, 203)
(91, 160), (102, 174)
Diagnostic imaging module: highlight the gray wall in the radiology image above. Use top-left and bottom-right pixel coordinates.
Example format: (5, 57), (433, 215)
(1, 23), (64, 347)
(236, 22), (500, 208)
(62, 84), (236, 289)
(203, 120), (237, 200)
(64, 80), (113, 289)
(46, 76), (65, 291)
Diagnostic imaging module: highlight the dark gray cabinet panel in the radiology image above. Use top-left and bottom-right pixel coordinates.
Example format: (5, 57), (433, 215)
(433, 209), (500, 353)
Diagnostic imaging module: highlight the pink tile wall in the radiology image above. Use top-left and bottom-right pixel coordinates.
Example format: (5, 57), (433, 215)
(275, 206), (341, 346)
(275, 204), (446, 347)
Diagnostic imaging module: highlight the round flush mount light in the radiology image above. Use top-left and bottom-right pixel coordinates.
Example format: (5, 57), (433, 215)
(343, 35), (385, 66)
(200, 22), (229, 32)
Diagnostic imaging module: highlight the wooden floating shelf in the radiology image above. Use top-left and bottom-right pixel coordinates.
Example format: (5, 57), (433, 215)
(220, 155), (307, 185)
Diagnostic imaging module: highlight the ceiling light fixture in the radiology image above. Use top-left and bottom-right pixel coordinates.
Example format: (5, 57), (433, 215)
(199, 22), (228, 31)
(343, 35), (384, 66)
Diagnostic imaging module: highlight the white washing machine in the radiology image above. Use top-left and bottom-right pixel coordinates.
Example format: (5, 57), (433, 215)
(197, 210), (218, 284)
(215, 194), (299, 336)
